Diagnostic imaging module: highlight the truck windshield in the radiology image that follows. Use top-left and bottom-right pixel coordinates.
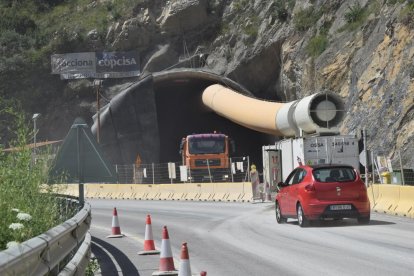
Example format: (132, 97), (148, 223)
(188, 137), (225, 154)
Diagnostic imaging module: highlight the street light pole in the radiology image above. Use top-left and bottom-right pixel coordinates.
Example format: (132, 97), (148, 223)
(32, 113), (41, 161)
(93, 80), (103, 143)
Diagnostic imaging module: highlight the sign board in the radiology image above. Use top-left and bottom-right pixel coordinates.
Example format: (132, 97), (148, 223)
(168, 162), (176, 179)
(49, 117), (117, 204)
(49, 117), (117, 183)
(180, 165), (188, 182)
(51, 51), (140, 79)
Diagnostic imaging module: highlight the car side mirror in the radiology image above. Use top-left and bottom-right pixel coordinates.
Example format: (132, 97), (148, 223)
(277, 181), (286, 188)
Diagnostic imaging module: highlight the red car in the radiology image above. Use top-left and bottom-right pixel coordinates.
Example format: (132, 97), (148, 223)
(275, 164), (370, 227)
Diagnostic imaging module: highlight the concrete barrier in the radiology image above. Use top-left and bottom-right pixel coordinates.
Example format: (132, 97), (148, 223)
(61, 184), (79, 197)
(143, 185), (159, 200)
(226, 182), (248, 202)
(85, 184), (103, 198)
(367, 184), (380, 209)
(157, 184), (175, 200)
(110, 184), (134, 199)
(212, 182), (230, 201)
(236, 182), (253, 202)
(198, 183), (215, 201)
(63, 183), (414, 217)
(393, 186), (414, 218)
(183, 183), (201, 201)
(128, 184), (148, 200)
(373, 185), (400, 214)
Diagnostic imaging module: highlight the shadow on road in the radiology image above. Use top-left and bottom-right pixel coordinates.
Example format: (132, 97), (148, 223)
(284, 218), (395, 228)
(92, 236), (140, 276)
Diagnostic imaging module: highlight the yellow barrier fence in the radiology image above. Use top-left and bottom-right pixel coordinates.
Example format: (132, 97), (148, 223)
(372, 185), (400, 214)
(212, 182), (229, 202)
(183, 184), (202, 201)
(60, 183), (413, 218)
(198, 183), (215, 201)
(367, 184), (380, 209)
(393, 186), (414, 218)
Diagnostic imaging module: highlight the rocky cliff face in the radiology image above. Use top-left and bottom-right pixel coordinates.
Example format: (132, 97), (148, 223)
(5, 0), (414, 169)
(111, 0), (414, 168)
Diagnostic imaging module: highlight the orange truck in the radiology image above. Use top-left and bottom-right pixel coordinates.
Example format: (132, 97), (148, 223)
(179, 133), (235, 181)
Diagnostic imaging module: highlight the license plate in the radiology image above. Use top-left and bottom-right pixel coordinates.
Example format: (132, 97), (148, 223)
(330, 205), (352, 210)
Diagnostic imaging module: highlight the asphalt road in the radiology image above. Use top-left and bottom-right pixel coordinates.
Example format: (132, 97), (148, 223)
(89, 199), (414, 276)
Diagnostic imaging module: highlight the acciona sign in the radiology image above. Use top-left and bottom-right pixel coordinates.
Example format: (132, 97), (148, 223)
(51, 51), (140, 79)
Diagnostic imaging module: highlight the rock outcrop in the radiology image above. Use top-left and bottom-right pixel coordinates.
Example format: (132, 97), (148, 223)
(3, 0), (414, 169)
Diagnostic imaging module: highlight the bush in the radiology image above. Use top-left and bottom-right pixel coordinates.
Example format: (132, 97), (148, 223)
(339, 2), (372, 32)
(344, 2), (365, 23)
(400, 2), (414, 28)
(243, 16), (259, 38)
(273, 0), (289, 22)
(0, 100), (64, 250)
(307, 34), (328, 57)
(294, 6), (321, 31)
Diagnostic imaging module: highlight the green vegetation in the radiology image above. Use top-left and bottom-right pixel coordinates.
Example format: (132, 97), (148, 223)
(0, 0), (144, 113)
(293, 6), (322, 31)
(0, 99), (65, 250)
(243, 16), (259, 38)
(306, 34), (328, 57)
(339, 1), (382, 32)
(271, 0), (296, 23)
(344, 2), (366, 25)
(85, 257), (100, 276)
(400, 1), (414, 28)
(0, 0), (141, 76)
(386, 0), (406, 5)
(234, 0), (251, 12)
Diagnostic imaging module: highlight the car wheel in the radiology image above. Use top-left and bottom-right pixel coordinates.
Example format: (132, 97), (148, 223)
(357, 215), (370, 225)
(275, 201), (287, 224)
(297, 203), (309, 227)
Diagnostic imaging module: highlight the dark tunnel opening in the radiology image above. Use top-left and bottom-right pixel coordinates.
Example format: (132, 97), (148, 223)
(153, 78), (276, 170)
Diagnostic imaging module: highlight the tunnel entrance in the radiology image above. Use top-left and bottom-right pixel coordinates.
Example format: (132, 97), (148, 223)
(92, 69), (276, 171)
(154, 76), (275, 169)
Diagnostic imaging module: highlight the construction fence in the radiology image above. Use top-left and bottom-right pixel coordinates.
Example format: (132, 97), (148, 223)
(115, 156), (251, 184)
(367, 150), (414, 186)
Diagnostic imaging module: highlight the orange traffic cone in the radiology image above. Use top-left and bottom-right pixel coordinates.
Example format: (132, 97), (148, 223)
(106, 207), (124, 238)
(178, 242), (191, 276)
(152, 226), (177, 276)
(138, 215), (160, 255)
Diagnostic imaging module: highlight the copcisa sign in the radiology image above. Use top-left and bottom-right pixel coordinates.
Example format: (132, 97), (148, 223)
(51, 51), (140, 79)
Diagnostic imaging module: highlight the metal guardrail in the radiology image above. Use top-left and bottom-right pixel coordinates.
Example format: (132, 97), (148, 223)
(0, 199), (91, 276)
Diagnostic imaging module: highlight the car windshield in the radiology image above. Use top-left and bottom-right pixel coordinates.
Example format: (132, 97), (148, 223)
(312, 167), (356, 183)
(188, 136), (225, 154)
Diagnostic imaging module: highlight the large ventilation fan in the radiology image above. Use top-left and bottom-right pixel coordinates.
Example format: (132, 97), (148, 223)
(309, 93), (345, 129)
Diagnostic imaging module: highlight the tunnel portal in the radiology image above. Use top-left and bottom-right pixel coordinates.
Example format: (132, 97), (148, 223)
(154, 76), (275, 167)
(92, 69), (276, 170)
